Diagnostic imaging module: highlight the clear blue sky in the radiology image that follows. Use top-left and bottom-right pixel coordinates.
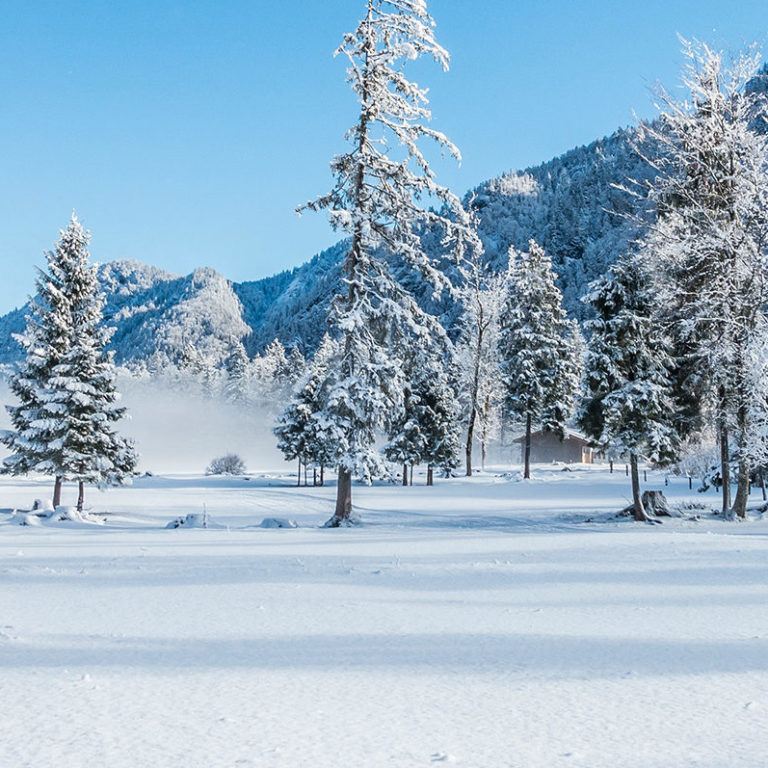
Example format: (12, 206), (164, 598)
(0, 0), (766, 311)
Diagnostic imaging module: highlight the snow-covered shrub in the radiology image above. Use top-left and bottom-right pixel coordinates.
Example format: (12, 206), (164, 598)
(166, 511), (223, 529)
(206, 454), (246, 476)
(259, 517), (298, 529)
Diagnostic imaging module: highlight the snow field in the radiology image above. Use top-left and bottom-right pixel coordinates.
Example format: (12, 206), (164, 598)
(1, 466), (767, 767)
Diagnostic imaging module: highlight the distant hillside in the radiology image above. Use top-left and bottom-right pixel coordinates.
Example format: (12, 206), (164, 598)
(0, 126), (656, 369)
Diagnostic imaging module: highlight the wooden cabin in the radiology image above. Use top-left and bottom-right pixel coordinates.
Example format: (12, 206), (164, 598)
(512, 429), (594, 465)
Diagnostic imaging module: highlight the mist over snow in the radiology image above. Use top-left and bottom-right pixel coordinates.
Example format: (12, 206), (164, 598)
(118, 377), (289, 474)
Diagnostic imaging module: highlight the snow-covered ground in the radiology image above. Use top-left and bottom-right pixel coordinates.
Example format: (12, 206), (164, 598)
(1, 465), (767, 767)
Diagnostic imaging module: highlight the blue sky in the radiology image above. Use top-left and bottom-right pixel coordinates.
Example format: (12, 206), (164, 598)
(0, 0), (766, 311)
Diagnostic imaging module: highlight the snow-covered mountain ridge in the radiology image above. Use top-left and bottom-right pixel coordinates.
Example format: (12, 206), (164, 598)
(0, 125), (651, 370)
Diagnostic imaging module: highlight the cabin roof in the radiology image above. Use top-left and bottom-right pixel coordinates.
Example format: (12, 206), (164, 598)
(511, 429), (592, 446)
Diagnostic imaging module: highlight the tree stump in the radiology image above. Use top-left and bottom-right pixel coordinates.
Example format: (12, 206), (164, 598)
(641, 490), (680, 518)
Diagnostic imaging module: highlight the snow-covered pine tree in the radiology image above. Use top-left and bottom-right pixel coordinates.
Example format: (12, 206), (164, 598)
(498, 239), (581, 479)
(274, 334), (338, 487)
(637, 40), (768, 518)
(284, 347), (306, 384)
(263, 338), (289, 383)
(579, 254), (679, 522)
(454, 216), (507, 476)
(2, 215), (138, 509)
(385, 340), (461, 486)
(298, 0), (470, 525)
(179, 340), (221, 399)
(385, 372), (425, 487)
(224, 340), (251, 405)
(417, 352), (461, 485)
(2, 224), (74, 506)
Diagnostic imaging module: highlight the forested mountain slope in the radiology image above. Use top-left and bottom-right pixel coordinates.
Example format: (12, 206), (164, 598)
(0, 126), (690, 367)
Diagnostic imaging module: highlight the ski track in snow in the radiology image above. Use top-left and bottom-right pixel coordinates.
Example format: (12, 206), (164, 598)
(1, 465), (767, 767)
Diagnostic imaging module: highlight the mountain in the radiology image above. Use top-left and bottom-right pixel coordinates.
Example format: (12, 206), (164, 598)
(0, 260), (249, 370)
(0, 125), (686, 369)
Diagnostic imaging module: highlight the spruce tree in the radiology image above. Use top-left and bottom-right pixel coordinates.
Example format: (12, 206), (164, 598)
(385, 345), (460, 486)
(498, 239), (581, 478)
(298, 0), (470, 525)
(274, 335), (338, 487)
(2, 215), (138, 509)
(385, 374), (426, 487)
(417, 354), (461, 484)
(580, 255), (679, 522)
(224, 340), (251, 405)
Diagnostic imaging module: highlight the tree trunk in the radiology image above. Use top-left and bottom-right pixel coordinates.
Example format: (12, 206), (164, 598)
(409, 464), (413, 487)
(297, 457), (301, 487)
(326, 467), (353, 527)
(427, 465), (433, 486)
(629, 452), (648, 522)
(313, 467), (317, 487)
(760, 466), (766, 502)
(731, 404), (750, 519)
(719, 411), (731, 515)
(77, 480), (84, 513)
(524, 412), (532, 479)
(326, 0), (370, 527)
(304, 460), (308, 487)
(465, 324), (484, 477)
(53, 476), (62, 508)
(465, 408), (476, 477)
(320, 464), (324, 487)
(480, 392), (491, 470)
(402, 463), (408, 487)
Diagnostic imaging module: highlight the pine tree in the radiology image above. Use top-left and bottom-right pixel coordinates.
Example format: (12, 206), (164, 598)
(579, 254), (679, 522)
(224, 340), (251, 405)
(274, 335), (338, 487)
(498, 239), (581, 478)
(637, 40), (768, 518)
(385, 343), (460, 486)
(2, 215), (138, 509)
(284, 347), (306, 384)
(418, 353), (461, 484)
(298, 0), (470, 525)
(385, 373), (426, 487)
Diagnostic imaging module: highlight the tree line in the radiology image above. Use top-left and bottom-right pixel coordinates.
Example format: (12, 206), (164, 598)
(275, 1), (768, 527)
(2, 2), (767, 530)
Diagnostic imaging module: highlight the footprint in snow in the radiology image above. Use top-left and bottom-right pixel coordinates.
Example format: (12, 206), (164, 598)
(431, 753), (456, 763)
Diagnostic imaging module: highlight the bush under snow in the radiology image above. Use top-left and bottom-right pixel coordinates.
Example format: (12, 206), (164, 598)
(206, 454), (246, 476)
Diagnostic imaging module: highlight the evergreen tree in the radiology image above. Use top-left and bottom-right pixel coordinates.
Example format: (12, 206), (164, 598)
(298, 0), (470, 525)
(637, 40), (768, 518)
(2, 215), (137, 509)
(498, 239), (581, 478)
(418, 354), (461, 484)
(385, 343), (460, 486)
(274, 335), (338, 486)
(285, 347), (306, 384)
(579, 255), (679, 522)
(224, 340), (251, 405)
(385, 373), (426, 487)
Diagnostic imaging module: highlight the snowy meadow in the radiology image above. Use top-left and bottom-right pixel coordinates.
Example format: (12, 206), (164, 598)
(2, 465), (767, 768)
(2, 0), (768, 765)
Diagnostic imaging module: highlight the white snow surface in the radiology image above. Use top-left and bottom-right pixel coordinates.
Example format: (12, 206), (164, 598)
(1, 464), (767, 767)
